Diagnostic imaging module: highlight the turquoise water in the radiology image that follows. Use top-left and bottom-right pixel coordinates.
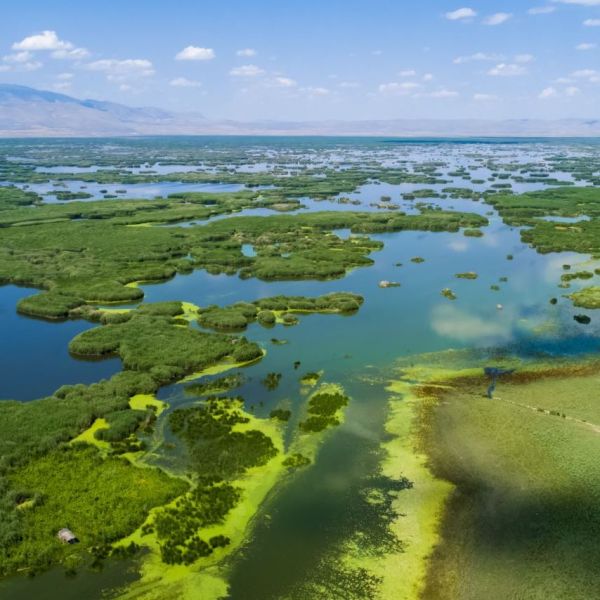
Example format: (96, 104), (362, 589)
(1, 137), (600, 598)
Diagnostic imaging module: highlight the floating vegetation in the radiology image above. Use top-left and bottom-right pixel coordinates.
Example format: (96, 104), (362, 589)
(298, 387), (350, 433)
(262, 372), (282, 390)
(463, 228), (484, 237)
(269, 409), (292, 422)
(573, 314), (591, 324)
(300, 371), (321, 386)
(282, 453), (311, 469)
(568, 285), (600, 310)
(184, 374), (244, 397)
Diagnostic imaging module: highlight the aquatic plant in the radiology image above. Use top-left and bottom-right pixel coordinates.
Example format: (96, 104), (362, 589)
(463, 228), (484, 237)
(299, 390), (349, 433)
(573, 314), (591, 324)
(441, 288), (457, 300)
(269, 409), (292, 422)
(262, 372), (282, 390)
(570, 286), (600, 309)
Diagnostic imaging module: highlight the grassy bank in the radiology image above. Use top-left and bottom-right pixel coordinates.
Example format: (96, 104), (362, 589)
(399, 353), (600, 600)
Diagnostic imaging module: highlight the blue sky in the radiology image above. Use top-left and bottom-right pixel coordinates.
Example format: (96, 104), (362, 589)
(1, 1), (599, 120)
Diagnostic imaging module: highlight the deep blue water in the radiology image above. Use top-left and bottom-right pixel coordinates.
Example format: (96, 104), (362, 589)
(0, 286), (120, 400)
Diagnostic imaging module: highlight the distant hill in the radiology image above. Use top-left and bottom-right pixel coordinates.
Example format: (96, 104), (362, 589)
(0, 84), (194, 136)
(0, 83), (599, 137)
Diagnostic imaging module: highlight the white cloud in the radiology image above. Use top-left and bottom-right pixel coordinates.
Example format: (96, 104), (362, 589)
(53, 81), (71, 92)
(448, 239), (469, 252)
(528, 6), (556, 14)
(236, 48), (256, 57)
(304, 86), (330, 96)
(539, 86), (558, 98)
(555, 0), (600, 5)
(540, 86), (583, 100)
(86, 58), (154, 80)
(474, 93), (497, 100)
(584, 18), (600, 26)
(378, 81), (421, 94)
(427, 89), (459, 98)
(422, 73), (434, 81)
(453, 52), (504, 64)
(445, 7), (477, 20)
(273, 77), (297, 87)
(398, 69), (417, 77)
(229, 64), (265, 77)
(52, 47), (89, 60)
(23, 61), (42, 71)
(57, 72), (73, 80)
(170, 77), (202, 87)
(488, 63), (527, 76)
(571, 68), (598, 76)
(431, 304), (513, 344)
(571, 68), (600, 81)
(13, 30), (70, 51)
(577, 42), (597, 50)
(3, 51), (34, 63)
(484, 13), (512, 25)
(339, 81), (360, 88)
(515, 53), (535, 63)
(11, 30), (87, 60)
(175, 46), (215, 61)
(1, 52), (42, 71)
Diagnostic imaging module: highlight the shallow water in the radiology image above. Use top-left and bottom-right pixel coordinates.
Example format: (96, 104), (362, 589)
(10, 181), (246, 202)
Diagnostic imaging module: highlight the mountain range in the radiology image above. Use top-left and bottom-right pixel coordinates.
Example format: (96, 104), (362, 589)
(1, 83), (600, 137)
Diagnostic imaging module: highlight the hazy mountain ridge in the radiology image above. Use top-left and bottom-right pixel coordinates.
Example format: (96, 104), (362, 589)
(1, 83), (599, 137)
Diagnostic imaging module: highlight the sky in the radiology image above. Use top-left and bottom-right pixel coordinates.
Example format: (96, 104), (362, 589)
(1, 0), (599, 121)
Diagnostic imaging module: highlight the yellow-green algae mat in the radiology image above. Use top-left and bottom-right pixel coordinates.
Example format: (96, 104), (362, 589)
(112, 382), (351, 599)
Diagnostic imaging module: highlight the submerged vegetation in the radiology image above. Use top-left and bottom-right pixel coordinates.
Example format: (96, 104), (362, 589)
(146, 397), (279, 565)
(298, 387), (350, 433)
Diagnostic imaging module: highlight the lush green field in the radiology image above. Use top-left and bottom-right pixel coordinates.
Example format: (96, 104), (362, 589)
(420, 363), (600, 600)
(198, 292), (363, 331)
(2, 445), (187, 576)
(489, 187), (600, 225)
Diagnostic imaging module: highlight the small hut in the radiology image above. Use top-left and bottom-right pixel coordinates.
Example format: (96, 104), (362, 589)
(57, 528), (79, 544)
